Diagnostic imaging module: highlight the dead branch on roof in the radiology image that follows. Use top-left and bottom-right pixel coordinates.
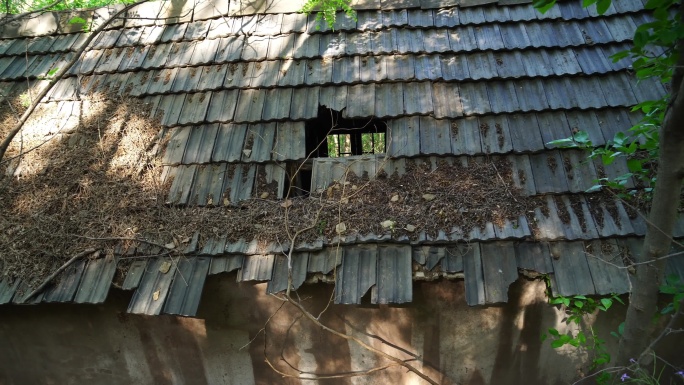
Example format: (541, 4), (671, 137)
(23, 247), (96, 302)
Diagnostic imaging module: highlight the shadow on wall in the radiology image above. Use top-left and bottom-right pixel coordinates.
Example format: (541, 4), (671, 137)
(0, 275), (672, 385)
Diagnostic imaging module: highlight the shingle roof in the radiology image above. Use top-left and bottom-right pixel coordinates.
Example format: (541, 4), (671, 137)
(1, 0), (682, 316)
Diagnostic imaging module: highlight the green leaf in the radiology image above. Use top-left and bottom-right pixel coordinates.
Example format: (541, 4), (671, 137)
(573, 131), (590, 144)
(547, 138), (577, 148)
(577, 331), (587, 344)
(595, 0), (610, 14)
(551, 339), (566, 348)
(627, 159), (643, 172)
(533, 0), (557, 13)
(574, 300), (584, 308)
(600, 298), (613, 310)
(548, 328), (560, 337)
(585, 184), (602, 193)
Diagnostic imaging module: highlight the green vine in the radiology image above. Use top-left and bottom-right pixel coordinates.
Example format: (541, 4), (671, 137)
(535, 0), (683, 199)
(299, 0), (356, 31)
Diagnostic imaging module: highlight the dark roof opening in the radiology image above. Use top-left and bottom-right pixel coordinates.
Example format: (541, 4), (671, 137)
(305, 106), (387, 158)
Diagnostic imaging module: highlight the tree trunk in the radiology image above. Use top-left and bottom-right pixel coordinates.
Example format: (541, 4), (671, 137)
(617, 26), (684, 363)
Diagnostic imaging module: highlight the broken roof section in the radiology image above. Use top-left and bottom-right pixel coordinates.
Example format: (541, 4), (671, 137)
(1, 0), (683, 316)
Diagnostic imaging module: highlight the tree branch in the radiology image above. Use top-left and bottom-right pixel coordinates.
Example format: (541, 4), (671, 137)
(23, 247), (97, 301)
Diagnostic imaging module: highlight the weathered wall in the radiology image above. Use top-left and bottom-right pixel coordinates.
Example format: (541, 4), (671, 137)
(0, 276), (666, 385)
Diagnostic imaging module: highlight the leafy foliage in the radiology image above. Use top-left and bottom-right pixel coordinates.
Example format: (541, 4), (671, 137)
(543, 291), (624, 383)
(536, 0), (682, 199)
(1, 0), (135, 14)
(300, 0), (356, 30)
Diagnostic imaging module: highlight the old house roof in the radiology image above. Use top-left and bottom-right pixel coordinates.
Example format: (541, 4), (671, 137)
(1, 0), (683, 317)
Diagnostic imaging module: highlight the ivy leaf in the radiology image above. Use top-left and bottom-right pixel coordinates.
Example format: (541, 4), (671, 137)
(600, 298), (613, 310)
(595, 0), (611, 15)
(585, 184), (602, 193)
(626, 159), (642, 172)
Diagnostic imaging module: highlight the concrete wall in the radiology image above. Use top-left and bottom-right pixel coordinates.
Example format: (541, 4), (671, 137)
(0, 276), (661, 385)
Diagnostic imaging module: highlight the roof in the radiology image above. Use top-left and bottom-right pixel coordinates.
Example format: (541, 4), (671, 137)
(1, 0), (683, 317)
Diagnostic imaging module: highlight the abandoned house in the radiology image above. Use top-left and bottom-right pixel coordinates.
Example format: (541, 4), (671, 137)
(0, 0), (683, 383)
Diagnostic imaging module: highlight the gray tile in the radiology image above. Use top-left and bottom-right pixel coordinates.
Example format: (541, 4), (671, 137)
(448, 26), (477, 52)
(122, 260), (148, 290)
(500, 22), (532, 50)
(467, 52), (498, 80)
(205, 89), (238, 123)
(215, 35), (246, 63)
(345, 83), (375, 118)
(262, 88), (293, 121)
(335, 245), (377, 304)
(370, 29), (397, 54)
(450, 116), (482, 155)
(462, 243), (485, 306)
(357, 10), (383, 31)
(304, 57), (333, 85)
(182, 124), (219, 164)
(332, 56), (360, 84)
(508, 113), (545, 152)
(474, 24), (504, 50)
(440, 54), (469, 81)
(414, 54), (442, 80)
(515, 242), (554, 273)
(273, 121), (306, 161)
(44, 258), (87, 303)
(167, 165), (197, 204)
(480, 242), (518, 304)
(419, 116), (451, 155)
(268, 34), (295, 60)
(403, 81), (433, 115)
(604, 15), (638, 41)
(529, 151), (569, 193)
(172, 66), (203, 92)
(478, 115), (512, 153)
(432, 82), (463, 118)
(127, 258), (176, 315)
(162, 257), (211, 317)
(239, 254), (275, 281)
(166, 41), (197, 67)
(493, 51), (525, 78)
(407, 9), (434, 27)
(249, 60), (280, 87)
(600, 72), (639, 107)
(292, 33), (320, 59)
(267, 253), (309, 294)
(386, 54), (414, 81)
(372, 245), (412, 304)
(308, 248), (342, 274)
(141, 43), (173, 69)
(548, 242), (596, 296)
(585, 240), (630, 295)
(459, 82), (490, 115)
(74, 254), (117, 304)
(487, 80), (519, 113)
(243, 123), (277, 162)
(360, 55), (388, 82)
(290, 86), (320, 120)
(234, 89), (265, 123)
(190, 38), (220, 66)
(375, 82), (404, 118)
(209, 255), (244, 275)
(345, 31), (372, 55)
(388, 116), (421, 157)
